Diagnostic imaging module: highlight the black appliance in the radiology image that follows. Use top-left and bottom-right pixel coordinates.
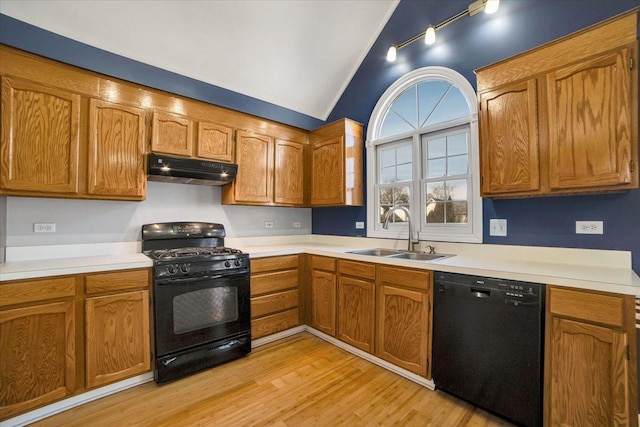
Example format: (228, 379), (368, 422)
(432, 271), (545, 427)
(142, 222), (250, 384)
(147, 153), (238, 186)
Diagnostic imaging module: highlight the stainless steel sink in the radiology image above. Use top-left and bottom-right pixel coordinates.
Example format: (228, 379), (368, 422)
(347, 248), (453, 262)
(347, 248), (404, 257)
(387, 252), (449, 261)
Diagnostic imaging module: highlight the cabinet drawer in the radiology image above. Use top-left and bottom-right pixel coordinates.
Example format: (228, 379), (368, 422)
(251, 289), (299, 318)
(378, 266), (431, 291)
(549, 286), (626, 328)
(338, 260), (375, 280)
(85, 269), (150, 295)
(251, 308), (300, 339)
(0, 277), (76, 307)
(251, 255), (299, 273)
(251, 270), (298, 296)
(310, 255), (336, 272)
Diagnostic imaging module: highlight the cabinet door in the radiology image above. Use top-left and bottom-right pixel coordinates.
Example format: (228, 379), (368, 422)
(0, 77), (80, 194)
(85, 290), (150, 389)
(479, 79), (540, 196)
(547, 48), (634, 190)
(197, 121), (234, 162)
(376, 285), (428, 377)
(0, 301), (75, 420)
(151, 111), (194, 156)
(311, 269), (336, 336)
(87, 99), (146, 199)
(311, 136), (345, 205)
(337, 276), (375, 353)
(548, 317), (631, 426)
(234, 130), (274, 203)
(274, 139), (304, 205)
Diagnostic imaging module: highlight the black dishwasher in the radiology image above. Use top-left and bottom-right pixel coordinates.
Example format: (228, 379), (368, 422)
(432, 272), (545, 427)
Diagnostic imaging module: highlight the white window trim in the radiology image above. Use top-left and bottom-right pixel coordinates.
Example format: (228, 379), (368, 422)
(366, 66), (483, 243)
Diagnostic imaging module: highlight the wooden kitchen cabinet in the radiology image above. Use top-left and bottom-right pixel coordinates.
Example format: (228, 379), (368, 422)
(0, 77), (81, 195)
(476, 11), (638, 198)
(222, 131), (304, 206)
(337, 260), (375, 353)
(545, 286), (638, 426)
(0, 277), (77, 420)
(376, 266), (431, 378)
(84, 269), (151, 389)
(150, 111), (234, 163)
(250, 255), (300, 339)
(87, 99), (146, 199)
(309, 118), (364, 206)
(309, 256), (337, 336)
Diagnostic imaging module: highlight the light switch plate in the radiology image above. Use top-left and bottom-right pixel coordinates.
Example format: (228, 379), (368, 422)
(264, 221), (274, 229)
(355, 222), (365, 229)
(489, 219), (507, 236)
(576, 221), (603, 234)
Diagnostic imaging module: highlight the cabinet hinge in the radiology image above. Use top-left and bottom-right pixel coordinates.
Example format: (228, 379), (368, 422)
(627, 345), (631, 361)
(631, 57), (634, 70)
(631, 160), (635, 173)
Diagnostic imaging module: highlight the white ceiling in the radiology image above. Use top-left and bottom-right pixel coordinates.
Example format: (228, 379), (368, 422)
(0, 0), (399, 120)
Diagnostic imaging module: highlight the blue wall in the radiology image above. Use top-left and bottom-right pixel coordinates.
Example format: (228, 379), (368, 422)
(314, 0), (640, 275)
(0, 14), (325, 131)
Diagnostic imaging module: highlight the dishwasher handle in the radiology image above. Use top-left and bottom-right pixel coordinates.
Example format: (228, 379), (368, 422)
(471, 287), (491, 298)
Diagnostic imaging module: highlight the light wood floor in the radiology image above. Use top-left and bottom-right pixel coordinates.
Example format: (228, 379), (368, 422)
(33, 333), (514, 426)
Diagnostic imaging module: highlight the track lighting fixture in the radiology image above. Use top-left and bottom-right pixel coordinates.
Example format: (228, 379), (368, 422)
(386, 0), (500, 62)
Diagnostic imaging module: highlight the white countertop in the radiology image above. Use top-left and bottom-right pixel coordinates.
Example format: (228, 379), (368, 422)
(2, 236), (640, 295)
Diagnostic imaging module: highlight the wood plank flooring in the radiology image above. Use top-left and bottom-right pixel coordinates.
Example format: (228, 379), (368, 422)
(32, 333), (514, 426)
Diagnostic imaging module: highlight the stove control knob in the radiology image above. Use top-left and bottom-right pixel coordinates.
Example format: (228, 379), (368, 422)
(224, 261), (231, 268)
(180, 263), (191, 273)
(234, 260), (241, 267)
(167, 265), (178, 275)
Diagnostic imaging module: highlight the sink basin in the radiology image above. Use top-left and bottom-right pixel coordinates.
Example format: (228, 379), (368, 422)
(347, 248), (453, 262)
(347, 248), (403, 257)
(387, 252), (449, 261)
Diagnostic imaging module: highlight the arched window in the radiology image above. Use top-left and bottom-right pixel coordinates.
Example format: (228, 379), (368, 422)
(366, 67), (482, 243)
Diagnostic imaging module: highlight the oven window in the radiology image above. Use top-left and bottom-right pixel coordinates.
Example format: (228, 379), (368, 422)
(173, 287), (239, 334)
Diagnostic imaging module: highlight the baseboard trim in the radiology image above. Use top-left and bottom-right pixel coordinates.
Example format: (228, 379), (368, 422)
(304, 327), (435, 390)
(0, 372), (154, 427)
(251, 325), (306, 348)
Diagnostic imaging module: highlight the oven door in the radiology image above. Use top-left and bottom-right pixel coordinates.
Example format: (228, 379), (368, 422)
(153, 269), (250, 357)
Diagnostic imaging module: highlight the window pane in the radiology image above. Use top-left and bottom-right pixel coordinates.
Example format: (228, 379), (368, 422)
(381, 166), (396, 183)
(447, 201), (468, 223)
(396, 163), (412, 181)
(446, 179), (467, 201)
(396, 144), (413, 164)
(426, 201), (445, 223)
(427, 158), (446, 178)
(418, 81), (451, 127)
(427, 137), (446, 159)
(425, 86), (469, 127)
(447, 132), (468, 156)
(380, 148), (395, 167)
(447, 155), (468, 176)
(380, 110), (414, 138)
(393, 186), (411, 204)
(426, 181), (446, 201)
(379, 187), (393, 204)
(390, 86), (418, 129)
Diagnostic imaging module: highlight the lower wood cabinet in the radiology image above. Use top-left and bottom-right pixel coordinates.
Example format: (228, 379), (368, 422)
(309, 256), (337, 336)
(546, 286), (638, 426)
(250, 255), (300, 339)
(376, 266), (431, 378)
(337, 260), (375, 353)
(0, 268), (151, 421)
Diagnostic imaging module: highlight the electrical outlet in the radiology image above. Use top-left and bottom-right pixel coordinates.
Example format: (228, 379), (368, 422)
(576, 221), (603, 234)
(489, 219), (507, 236)
(34, 223), (56, 233)
(293, 221), (301, 228)
(264, 221), (274, 229)
(355, 221), (365, 229)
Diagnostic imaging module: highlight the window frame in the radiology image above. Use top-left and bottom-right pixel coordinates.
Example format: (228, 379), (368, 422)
(366, 66), (483, 243)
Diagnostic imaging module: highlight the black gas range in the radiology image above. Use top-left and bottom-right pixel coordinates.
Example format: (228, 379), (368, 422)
(142, 222), (251, 384)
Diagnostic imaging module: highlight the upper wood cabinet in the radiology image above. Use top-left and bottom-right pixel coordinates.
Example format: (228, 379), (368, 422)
(309, 118), (364, 206)
(1, 77), (81, 195)
(545, 286), (638, 426)
(197, 121), (234, 162)
(151, 111), (194, 157)
(476, 11), (638, 198)
(88, 99), (146, 198)
(222, 131), (305, 206)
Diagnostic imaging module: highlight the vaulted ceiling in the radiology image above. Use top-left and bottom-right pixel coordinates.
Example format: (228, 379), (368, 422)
(0, 0), (399, 120)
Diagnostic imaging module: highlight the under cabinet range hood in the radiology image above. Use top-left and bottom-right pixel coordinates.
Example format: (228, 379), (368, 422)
(147, 153), (237, 186)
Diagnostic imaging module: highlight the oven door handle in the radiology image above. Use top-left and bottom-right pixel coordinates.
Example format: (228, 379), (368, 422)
(156, 269), (249, 285)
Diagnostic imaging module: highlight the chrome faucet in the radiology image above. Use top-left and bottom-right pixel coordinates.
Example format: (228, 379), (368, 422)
(382, 206), (419, 252)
